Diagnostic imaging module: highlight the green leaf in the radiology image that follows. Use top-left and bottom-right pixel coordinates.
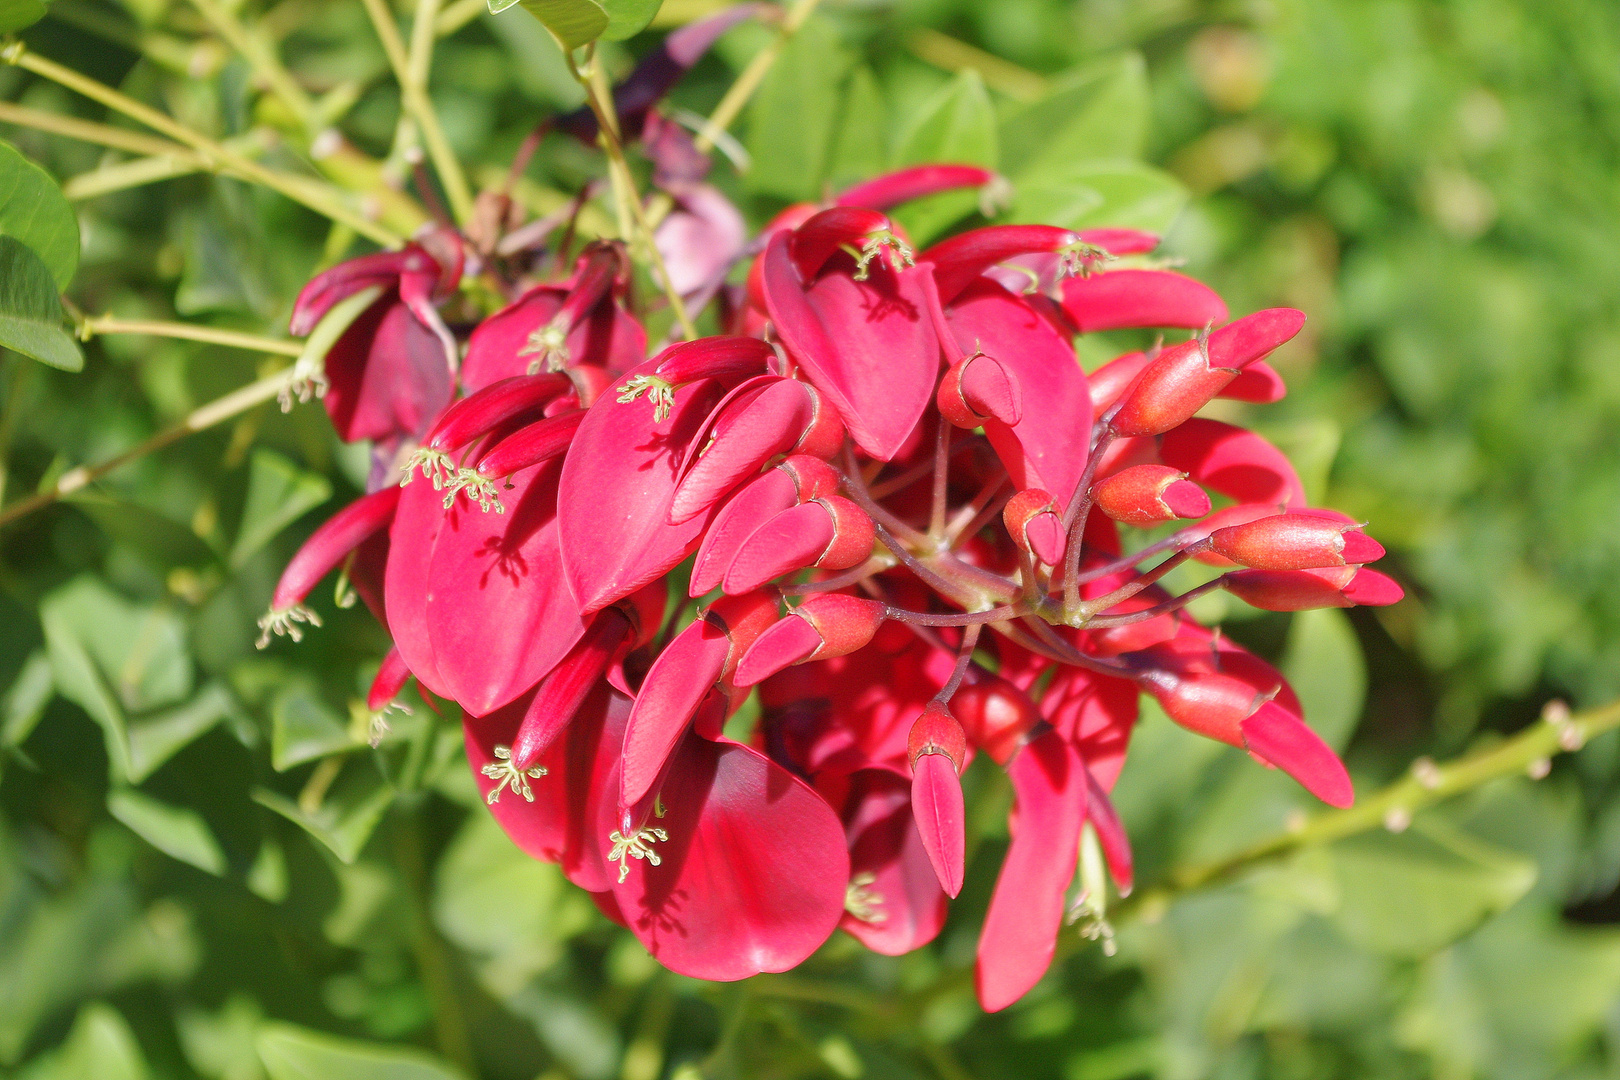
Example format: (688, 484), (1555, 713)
(0, 236), (82, 371)
(514, 0), (608, 50)
(253, 779), (394, 864)
(256, 1022), (467, 1080)
(230, 450), (332, 569)
(246, 839), (288, 903)
(108, 789), (227, 876)
(126, 682), (240, 783)
(1007, 161), (1187, 233)
(29, 1003), (150, 1080)
(1280, 608), (1366, 752)
(178, 995), (266, 1080)
(745, 15), (854, 201)
(1328, 820), (1536, 957)
(891, 70), (998, 245)
(600, 0), (660, 41)
(2, 649), (54, 748)
(71, 491), (220, 570)
(0, 137), (79, 289)
(825, 65), (888, 192)
(999, 54), (1150, 180)
(270, 683), (354, 771)
(0, 0), (49, 35)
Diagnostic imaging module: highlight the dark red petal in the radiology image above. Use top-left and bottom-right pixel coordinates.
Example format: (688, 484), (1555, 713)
(976, 730), (1086, 1012)
(1083, 768), (1134, 895)
(366, 646), (411, 712)
(1159, 418), (1306, 507)
(324, 298), (452, 444)
(606, 733), (848, 981)
(910, 752), (965, 898)
(833, 768), (948, 955)
(1343, 567), (1404, 606)
(1240, 701), (1354, 808)
(619, 619), (731, 810)
(836, 165), (999, 212)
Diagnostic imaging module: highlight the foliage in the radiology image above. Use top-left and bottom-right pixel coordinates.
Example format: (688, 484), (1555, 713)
(0, 0), (1617, 1078)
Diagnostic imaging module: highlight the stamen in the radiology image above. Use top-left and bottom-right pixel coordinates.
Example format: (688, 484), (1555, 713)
(844, 872), (888, 924)
(1055, 241), (1116, 280)
(519, 317), (571, 372)
(256, 604), (322, 649)
(607, 822), (669, 883)
(616, 375), (676, 422)
(442, 468), (506, 513)
(401, 447), (456, 490)
(852, 229), (915, 281)
(480, 744), (547, 804)
(278, 353), (329, 412)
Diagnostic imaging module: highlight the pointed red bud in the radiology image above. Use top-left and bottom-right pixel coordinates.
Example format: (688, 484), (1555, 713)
(937, 352), (1023, 428)
(1107, 338), (1228, 438)
(1206, 308), (1306, 369)
(367, 647), (412, 712)
(909, 700), (968, 897)
(1210, 513), (1383, 571)
(269, 486), (399, 614)
(1224, 565), (1403, 610)
(720, 496), (873, 594)
(1093, 464), (1211, 527)
(836, 165), (999, 212)
(1240, 700), (1354, 807)
(470, 409), (585, 481)
(650, 335), (776, 387)
(732, 594), (887, 686)
(1003, 488), (1065, 566)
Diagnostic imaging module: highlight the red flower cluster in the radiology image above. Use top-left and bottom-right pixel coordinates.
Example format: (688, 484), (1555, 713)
(262, 163), (1400, 1011)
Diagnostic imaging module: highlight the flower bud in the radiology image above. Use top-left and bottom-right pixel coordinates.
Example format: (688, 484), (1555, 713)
(1209, 513), (1384, 571)
(366, 647), (412, 713)
(1223, 566), (1404, 611)
(1093, 465), (1211, 527)
(733, 594), (888, 686)
(937, 352), (1022, 428)
(1002, 488), (1066, 566)
(720, 496), (874, 595)
(908, 700), (968, 897)
(951, 672), (1040, 764)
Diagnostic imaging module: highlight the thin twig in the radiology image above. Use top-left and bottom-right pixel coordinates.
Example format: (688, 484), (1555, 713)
(0, 368), (293, 530)
(78, 316), (303, 355)
(1, 43), (402, 247)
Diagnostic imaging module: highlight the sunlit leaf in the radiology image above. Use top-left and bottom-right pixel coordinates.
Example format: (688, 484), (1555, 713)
(1008, 160), (1186, 233)
(512, 0), (608, 50)
(745, 15), (853, 200)
(891, 70), (997, 245)
(230, 450), (332, 570)
(0, 137), (79, 289)
(270, 683), (353, 771)
(600, 0), (660, 40)
(999, 54), (1149, 179)
(256, 1022), (467, 1080)
(0, 236), (82, 371)
(2, 650), (53, 748)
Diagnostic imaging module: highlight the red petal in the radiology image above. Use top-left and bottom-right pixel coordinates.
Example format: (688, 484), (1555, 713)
(671, 377), (812, 523)
(606, 733), (848, 981)
(271, 486), (398, 611)
(833, 768), (949, 955)
(910, 752), (965, 897)
(558, 362), (725, 612)
(761, 231), (937, 460)
(1240, 701), (1354, 808)
(324, 298), (452, 443)
(689, 466), (800, 596)
(1083, 769), (1134, 895)
(1158, 418), (1306, 507)
(1060, 269), (1228, 332)
(1222, 361), (1286, 403)
(733, 615), (823, 687)
(619, 619), (731, 810)
(384, 472), (453, 698)
(976, 731), (1086, 1012)
(836, 165), (999, 211)
(1343, 567), (1403, 606)
(721, 501), (835, 595)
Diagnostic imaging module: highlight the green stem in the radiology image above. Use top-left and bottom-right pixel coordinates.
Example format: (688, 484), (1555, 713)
(393, 801), (479, 1078)
(359, 0), (474, 225)
(0, 367), (294, 530)
(1, 42), (403, 247)
(0, 99), (194, 158)
(187, 0), (316, 127)
(76, 317), (304, 356)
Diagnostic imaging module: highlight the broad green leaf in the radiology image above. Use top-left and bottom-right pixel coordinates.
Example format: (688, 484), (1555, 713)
(0, 237), (82, 371)
(246, 839), (288, 903)
(71, 492), (219, 570)
(745, 15), (853, 200)
(1280, 608), (1366, 752)
(253, 779), (394, 863)
(2, 649), (53, 748)
(108, 789), (227, 875)
(27, 1003), (150, 1080)
(1329, 820), (1535, 957)
(482, 4), (583, 106)
(230, 450), (332, 569)
(600, 0), (660, 40)
(178, 996), (265, 1080)
(270, 683), (354, 771)
(1008, 161), (1186, 233)
(0, 138), (79, 289)
(514, 0), (608, 50)
(825, 65), (888, 192)
(891, 70), (997, 245)
(256, 1022), (467, 1080)
(998, 54), (1150, 179)
(126, 682), (240, 783)
(322, 861), (397, 946)
(0, 0), (48, 34)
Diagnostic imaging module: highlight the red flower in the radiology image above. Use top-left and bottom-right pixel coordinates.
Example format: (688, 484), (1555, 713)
(269, 160), (1403, 1010)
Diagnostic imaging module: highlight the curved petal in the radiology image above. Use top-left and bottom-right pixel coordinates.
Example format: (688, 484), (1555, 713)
(831, 768), (948, 955)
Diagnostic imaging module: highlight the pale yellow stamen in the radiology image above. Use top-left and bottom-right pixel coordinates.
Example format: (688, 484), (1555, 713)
(607, 823), (669, 883)
(844, 872), (888, 924)
(480, 744), (547, 804)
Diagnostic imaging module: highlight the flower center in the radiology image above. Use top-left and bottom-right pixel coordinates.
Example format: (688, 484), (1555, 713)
(843, 872), (888, 923)
(480, 744), (547, 804)
(607, 822), (669, 883)
(443, 469), (506, 513)
(616, 375), (676, 422)
(850, 229), (914, 282)
(255, 604), (322, 649)
(520, 319), (571, 373)
(401, 448), (456, 490)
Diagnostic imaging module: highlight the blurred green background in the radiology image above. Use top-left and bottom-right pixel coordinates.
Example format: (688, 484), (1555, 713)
(3, 0), (1620, 1077)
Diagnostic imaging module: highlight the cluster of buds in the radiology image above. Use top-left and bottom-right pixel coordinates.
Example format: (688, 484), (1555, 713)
(259, 16), (1399, 1010)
